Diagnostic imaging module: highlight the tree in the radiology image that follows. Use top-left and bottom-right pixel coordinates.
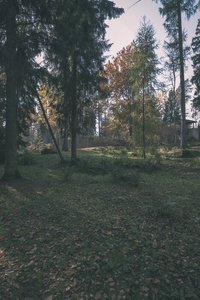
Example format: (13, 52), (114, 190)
(153, 0), (198, 151)
(100, 42), (136, 138)
(132, 18), (161, 158)
(45, 0), (124, 162)
(191, 18), (200, 110)
(1, 0), (53, 180)
(100, 20), (161, 154)
(163, 41), (180, 144)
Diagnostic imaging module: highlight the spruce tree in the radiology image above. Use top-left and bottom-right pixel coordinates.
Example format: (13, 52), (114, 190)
(132, 18), (161, 159)
(153, 0), (198, 151)
(45, 0), (124, 162)
(1, 0), (53, 180)
(191, 18), (200, 110)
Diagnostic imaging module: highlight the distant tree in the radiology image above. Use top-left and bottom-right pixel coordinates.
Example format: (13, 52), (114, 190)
(163, 90), (180, 123)
(100, 20), (161, 155)
(191, 18), (200, 110)
(132, 18), (161, 158)
(163, 41), (180, 143)
(100, 42), (136, 138)
(153, 0), (198, 151)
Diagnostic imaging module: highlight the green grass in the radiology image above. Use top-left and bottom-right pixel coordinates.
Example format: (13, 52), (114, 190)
(0, 147), (200, 299)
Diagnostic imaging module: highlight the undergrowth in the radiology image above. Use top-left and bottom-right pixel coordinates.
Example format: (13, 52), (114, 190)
(0, 146), (200, 299)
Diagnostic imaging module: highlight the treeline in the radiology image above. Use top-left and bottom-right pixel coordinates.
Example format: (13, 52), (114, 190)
(0, 0), (123, 179)
(0, 0), (199, 180)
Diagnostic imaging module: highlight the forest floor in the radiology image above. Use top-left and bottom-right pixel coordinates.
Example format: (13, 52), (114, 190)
(0, 145), (200, 299)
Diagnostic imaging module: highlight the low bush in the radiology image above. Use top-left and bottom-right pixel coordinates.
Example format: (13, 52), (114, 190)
(18, 150), (36, 166)
(111, 164), (140, 186)
(41, 148), (57, 155)
(62, 165), (74, 181)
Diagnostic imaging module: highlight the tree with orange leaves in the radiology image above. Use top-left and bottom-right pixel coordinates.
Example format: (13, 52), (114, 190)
(100, 41), (136, 138)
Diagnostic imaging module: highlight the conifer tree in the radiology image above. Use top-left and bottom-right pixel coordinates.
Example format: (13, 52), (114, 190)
(45, 0), (124, 162)
(132, 18), (161, 159)
(101, 42), (136, 138)
(1, 0), (53, 180)
(191, 18), (200, 110)
(153, 0), (198, 151)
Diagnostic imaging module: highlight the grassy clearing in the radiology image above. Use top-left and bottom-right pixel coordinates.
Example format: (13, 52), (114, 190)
(0, 147), (200, 299)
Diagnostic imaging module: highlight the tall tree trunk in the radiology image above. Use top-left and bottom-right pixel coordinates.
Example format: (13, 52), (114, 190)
(129, 118), (133, 137)
(98, 111), (101, 137)
(62, 85), (69, 151)
(71, 53), (77, 162)
(142, 84), (146, 159)
(172, 62), (178, 144)
(2, 1), (21, 180)
(177, 0), (187, 150)
(62, 121), (69, 151)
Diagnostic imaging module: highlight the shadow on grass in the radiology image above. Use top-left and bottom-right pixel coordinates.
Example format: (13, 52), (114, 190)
(0, 151), (200, 299)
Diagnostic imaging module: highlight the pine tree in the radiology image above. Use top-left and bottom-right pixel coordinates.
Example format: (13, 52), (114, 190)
(191, 18), (200, 110)
(153, 0), (198, 151)
(1, 0), (53, 180)
(45, 0), (124, 162)
(132, 18), (161, 158)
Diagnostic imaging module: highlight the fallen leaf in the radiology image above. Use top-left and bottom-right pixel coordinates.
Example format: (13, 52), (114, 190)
(152, 278), (160, 284)
(45, 296), (53, 300)
(141, 286), (149, 292)
(107, 231), (112, 235)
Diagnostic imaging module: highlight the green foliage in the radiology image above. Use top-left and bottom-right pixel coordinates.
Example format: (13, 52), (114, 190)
(191, 157), (200, 167)
(62, 165), (73, 181)
(145, 198), (181, 220)
(28, 125), (45, 152)
(111, 164), (140, 186)
(120, 148), (128, 158)
(41, 148), (57, 155)
(76, 156), (110, 176)
(77, 157), (94, 173)
(191, 18), (200, 110)
(152, 150), (162, 165)
(18, 150), (36, 166)
(0, 146), (200, 299)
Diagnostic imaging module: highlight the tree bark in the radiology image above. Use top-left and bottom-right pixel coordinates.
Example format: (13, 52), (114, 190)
(177, 0), (187, 150)
(62, 121), (69, 151)
(71, 53), (77, 163)
(142, 84), (146, 159)
(2, 0), (21, 180)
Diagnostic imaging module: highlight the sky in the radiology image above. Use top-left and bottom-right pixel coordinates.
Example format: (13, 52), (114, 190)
(105, 0), (199, 61)
(104, 0), (199, 119)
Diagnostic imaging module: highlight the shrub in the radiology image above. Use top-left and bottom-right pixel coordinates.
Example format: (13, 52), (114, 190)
(120, 148), (128, 158)
(41, 148), (57, 155)
(152, 151), (162, 165)
(62, 166), (73, 181)
(77, 157), (109, 175)
(77, 157), (93, 173)
(18, 150), (36, 166)
(111, 165), (140, 187)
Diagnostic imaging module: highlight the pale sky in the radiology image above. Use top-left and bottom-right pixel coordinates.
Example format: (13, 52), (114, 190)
(105, 0), (199, 119)
(105, 0), (199, 60)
